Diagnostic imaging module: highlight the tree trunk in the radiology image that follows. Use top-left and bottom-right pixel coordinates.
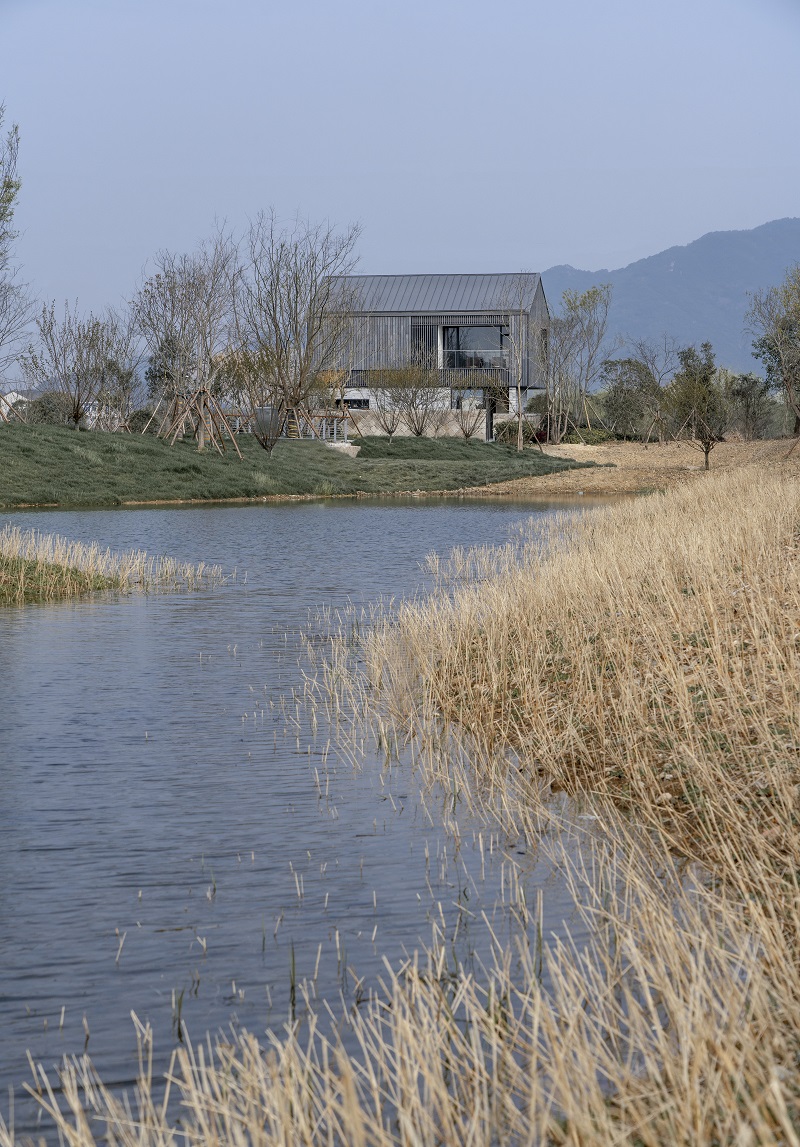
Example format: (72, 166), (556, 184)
(197, 393), (206, 451)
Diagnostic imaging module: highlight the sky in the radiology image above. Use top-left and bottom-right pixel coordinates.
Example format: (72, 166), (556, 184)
(3, 0), (800, 313)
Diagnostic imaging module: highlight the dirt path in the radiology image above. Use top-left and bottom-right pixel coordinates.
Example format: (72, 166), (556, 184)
(470, 439), (800, 497)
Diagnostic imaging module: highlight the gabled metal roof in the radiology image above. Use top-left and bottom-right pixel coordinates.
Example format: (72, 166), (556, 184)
(335, 273), (541, 315)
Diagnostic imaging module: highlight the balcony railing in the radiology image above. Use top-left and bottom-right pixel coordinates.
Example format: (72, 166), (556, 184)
(438, 367), (510, 388)
(346, 367), (510, 388)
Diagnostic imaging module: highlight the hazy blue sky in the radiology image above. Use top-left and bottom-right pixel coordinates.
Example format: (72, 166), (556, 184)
(3, 0), (800, 312)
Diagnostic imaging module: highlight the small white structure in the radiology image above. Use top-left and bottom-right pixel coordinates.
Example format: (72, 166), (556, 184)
(0, 389), (28, 422)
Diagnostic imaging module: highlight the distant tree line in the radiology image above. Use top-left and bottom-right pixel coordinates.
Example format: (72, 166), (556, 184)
(595, 340), (778, 464)
(12, 214), (361, 449)
(538, 265), (800, 466)
(0, 115), (362, 445)
(3, 105), (800, 459)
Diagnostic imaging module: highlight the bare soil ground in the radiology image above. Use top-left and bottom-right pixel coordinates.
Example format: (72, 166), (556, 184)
(471, 437), (800, 497)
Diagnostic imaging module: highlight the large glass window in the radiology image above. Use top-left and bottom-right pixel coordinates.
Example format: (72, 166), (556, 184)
(442, 326), (509, 369)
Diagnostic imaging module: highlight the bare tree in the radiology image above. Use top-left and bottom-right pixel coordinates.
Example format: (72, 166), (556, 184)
(368, 373), (404, 440)
(664, 342), (729, 469)
(494, 273), (544, 451)
(144, 334), (186, 405)
(725, 370), (774, 440)
(451, 375), (486, 440)
(601, 357), (661, 440)
(390, 356), (448, 437)
(232, 211), (362, 442)
(746, 266), (800, 436)
(23, 303), (140, 429)
(600, 336), (678, 444)
(623, 333), (679, 442)
(83, 307), (143, 430)
(0, 105), (21, 276)
(132, 231), (236, 449)
(538, 309), (579, 443)
(216, 344), (282, 450)
(539, 285), (617, 442)
(628, 333), (679, 389)
(0, 105), (32, 391)
(0, 268), (30, 389)
(566, 283), (617, 428)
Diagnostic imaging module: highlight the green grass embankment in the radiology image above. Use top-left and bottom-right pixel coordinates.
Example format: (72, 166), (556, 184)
(0, 425), (593, 508)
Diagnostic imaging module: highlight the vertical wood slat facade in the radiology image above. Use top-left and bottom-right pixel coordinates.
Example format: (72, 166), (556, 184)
(335, 273), (550, 398)
(352, 315), (411, 370)
(351, 310), (545, 388)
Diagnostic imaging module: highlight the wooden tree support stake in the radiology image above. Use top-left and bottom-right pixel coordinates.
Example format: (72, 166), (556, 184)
(159, 387), (243, 459)
(0, 393), (25, 424)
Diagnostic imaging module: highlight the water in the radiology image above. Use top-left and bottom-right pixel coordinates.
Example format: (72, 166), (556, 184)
(0, 497), (592, 1133)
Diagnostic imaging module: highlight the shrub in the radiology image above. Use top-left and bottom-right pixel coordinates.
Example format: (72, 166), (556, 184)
(24, 391), (73, 427)
(128, 408), (156, 434)
(493, 418), (542, 445)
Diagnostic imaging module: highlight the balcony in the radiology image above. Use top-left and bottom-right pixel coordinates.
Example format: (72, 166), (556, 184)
(438, 367), (510, 387)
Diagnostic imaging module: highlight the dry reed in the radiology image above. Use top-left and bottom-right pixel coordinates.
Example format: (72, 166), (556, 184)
(363, 469), (800, 881)
(3, 837), (797, 1145)
(0, 524), (225, 603)
(6, 470), (800, 1144)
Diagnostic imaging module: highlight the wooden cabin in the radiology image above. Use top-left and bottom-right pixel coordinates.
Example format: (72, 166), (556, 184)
(331, 273), (550, 440)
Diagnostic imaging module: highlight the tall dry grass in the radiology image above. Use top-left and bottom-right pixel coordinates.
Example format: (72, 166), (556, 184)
(348, 466), (800, 1138)
(0, 524), (225, 603)
(365, 469), (800, 876)
(4, 836), (797, 1145)
(6, 470), (800, 1144)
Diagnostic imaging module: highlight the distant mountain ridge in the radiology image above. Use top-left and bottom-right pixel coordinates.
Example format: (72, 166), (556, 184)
(541, 218), (800, 373)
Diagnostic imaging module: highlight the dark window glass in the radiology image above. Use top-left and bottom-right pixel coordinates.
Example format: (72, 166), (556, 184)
(443, 327), (460, 352)
(442, 326), (508, 369)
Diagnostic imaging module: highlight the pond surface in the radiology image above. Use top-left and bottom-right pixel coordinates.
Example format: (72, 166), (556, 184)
(0, 496), (592, 1134)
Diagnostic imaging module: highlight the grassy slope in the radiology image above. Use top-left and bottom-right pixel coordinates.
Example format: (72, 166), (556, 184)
(0, 426), (592, 507)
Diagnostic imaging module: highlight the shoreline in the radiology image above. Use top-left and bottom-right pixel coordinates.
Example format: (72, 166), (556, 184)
(3, 439), (798, 511)
(462, 436), (800, 496)
(4, 458), (800, 1138)
(1, 481), (617, 511)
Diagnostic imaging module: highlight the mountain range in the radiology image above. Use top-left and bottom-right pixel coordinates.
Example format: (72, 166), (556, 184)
(541, 218), (800, 373)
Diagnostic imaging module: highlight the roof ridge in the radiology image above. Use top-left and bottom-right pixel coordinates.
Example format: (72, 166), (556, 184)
(333, 273), (544, 316)
(340, 272), (540, 279)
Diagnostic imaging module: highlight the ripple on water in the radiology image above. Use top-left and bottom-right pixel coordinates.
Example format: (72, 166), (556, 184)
(0, 498), (590, 1133)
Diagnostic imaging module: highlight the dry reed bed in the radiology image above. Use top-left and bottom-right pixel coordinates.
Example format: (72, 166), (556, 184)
(365, 469), (800, 880)
(6, 474), (800, 1145)
(0, 524), (224, 603)
(344, 463), (800, 1137)
(3, 837), (794, 1146)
